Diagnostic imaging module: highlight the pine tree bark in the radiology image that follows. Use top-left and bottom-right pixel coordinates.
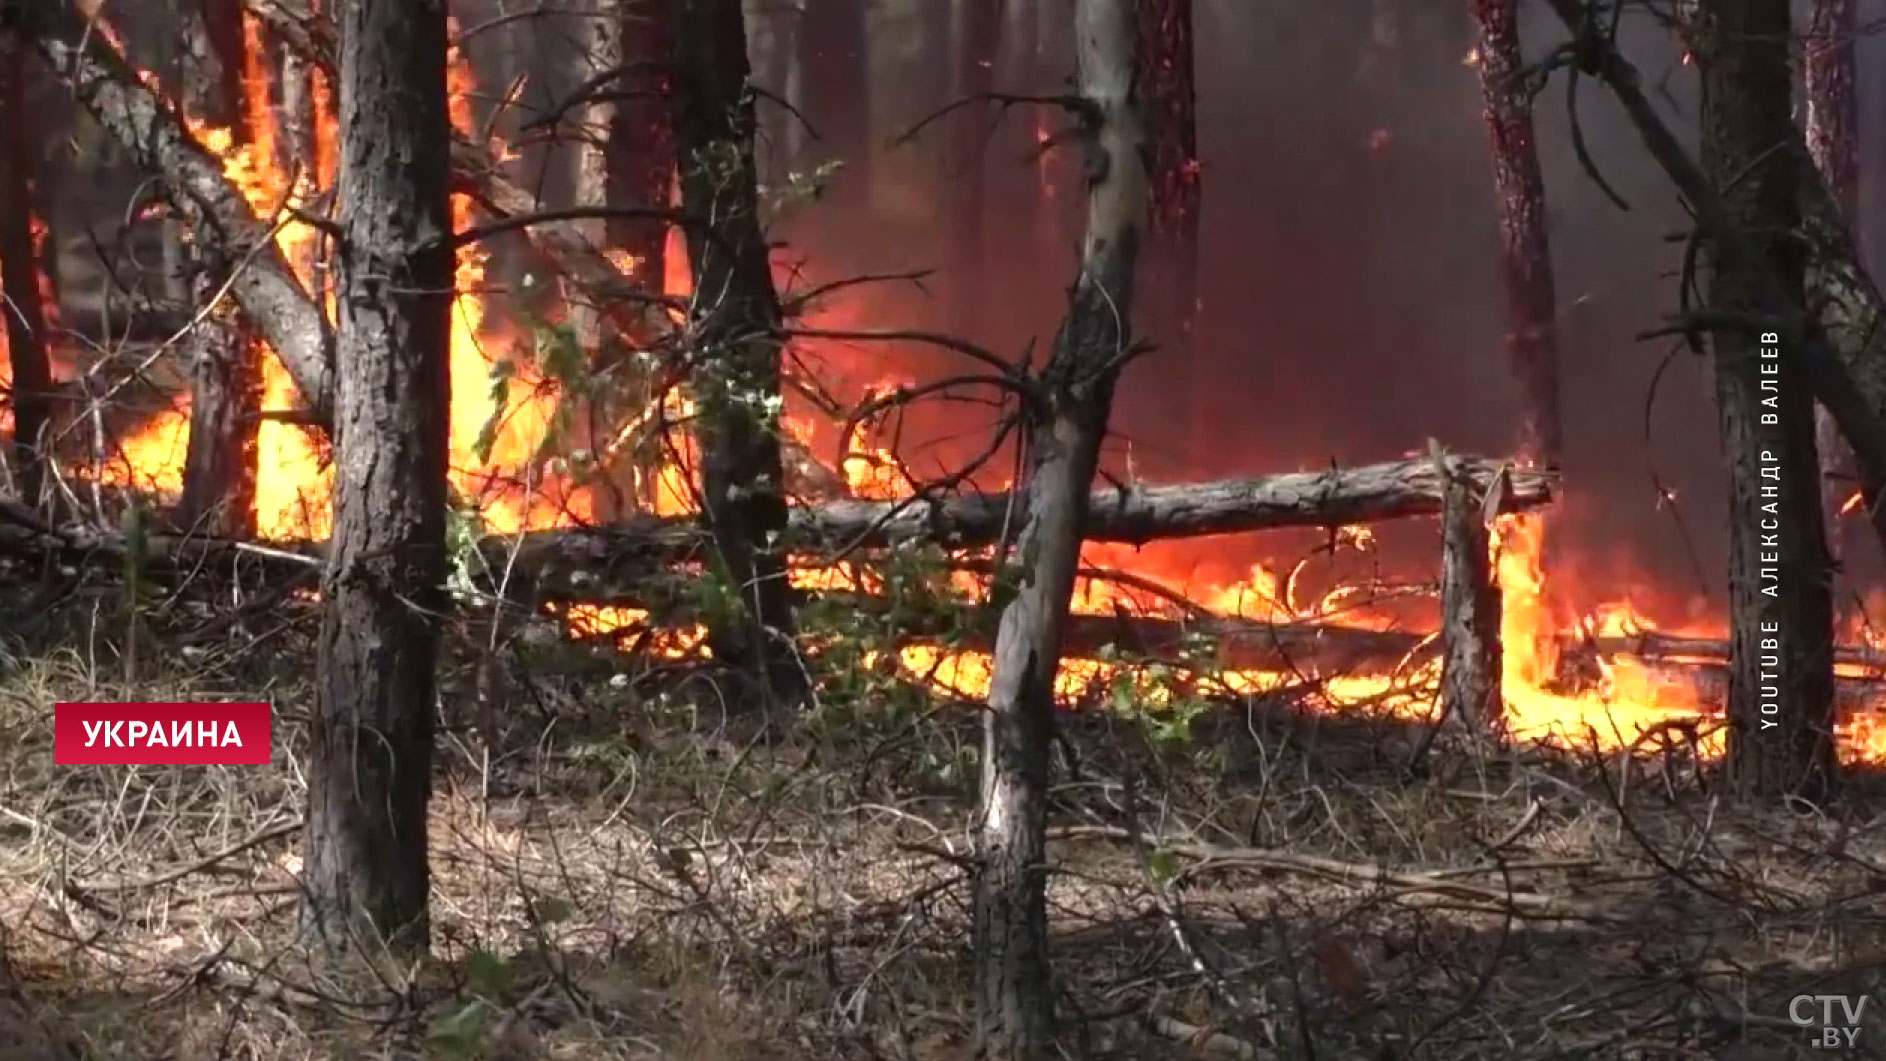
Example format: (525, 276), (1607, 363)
(795, 0), (870, 210)
(1694, 0), (1837, 800)
(974, 1), (1147, 1055)
(1803, 0), (1857, 573)
(0, 38), (52, 505)
(667, 0), (802, 711)
(1469, 0), (1562, 468)
(179, 0), (262, 537)
(1130, 0), (1198, 475)
(301, 0), (451, 959)
(568, 0), (624, 366)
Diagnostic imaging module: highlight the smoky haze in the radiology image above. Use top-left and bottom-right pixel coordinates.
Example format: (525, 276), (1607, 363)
(752, 0), (1886, 625)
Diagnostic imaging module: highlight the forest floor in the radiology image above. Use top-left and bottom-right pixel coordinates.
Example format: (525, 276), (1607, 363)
(0, 595), (1882, 1061)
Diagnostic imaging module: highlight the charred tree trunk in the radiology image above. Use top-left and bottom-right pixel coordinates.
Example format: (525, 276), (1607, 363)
(1131, 0), (1198, 475)
(301, 0), (451, 960)
(795, 0), (870, 210)
(945, 0), (1000, 337)
(1470, 0), (1562, 469)
(1804, 0), (1858, 576)
(180, 0), (263, 537)
(975, 1), (1147, 1055)
(0, 39), (53, 505)
(668, 0), (802, 712)
(1695, 0), (1836, 800)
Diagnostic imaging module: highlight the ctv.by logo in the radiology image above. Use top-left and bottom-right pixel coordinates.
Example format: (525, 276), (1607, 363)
(1791, 994), (1872, 1050)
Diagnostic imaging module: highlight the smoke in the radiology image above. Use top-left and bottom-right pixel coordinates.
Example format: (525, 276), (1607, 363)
(485, 0), (1886, 624)
(796, 0), (1886, 623)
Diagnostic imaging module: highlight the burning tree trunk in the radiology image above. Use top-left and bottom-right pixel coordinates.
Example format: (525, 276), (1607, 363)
(1694, 0), (1837, 799)
(179, 0), (263, 537)
(1803, 0), (1858, 571)
(1438, 453), (1503, 728)
(1469, 0), (1562, 468)
(974, 1), (1147, 1055)
(277, 4), (321, 185)
(795, 0), (870, 208)
(177, 297), (261, 536)
(1131, 0), (1199, 474)
(15, 2), (337, 425)
(0, 37), (53, 505)
(301, 0), (452, 958)
(667, 0), (803, 710)
(609, 5), (673, 306)
(575, 0), (675, 518)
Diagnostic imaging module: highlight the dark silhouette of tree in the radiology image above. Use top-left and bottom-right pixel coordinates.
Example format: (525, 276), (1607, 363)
(1804, 0), (1858, 576)
(0, 36), (53, 505)
(667, 0), (803, 714)
(178, 0), (262, 537)
(1470, 0), (1561, 469)
(1694, 0), (1837, 799)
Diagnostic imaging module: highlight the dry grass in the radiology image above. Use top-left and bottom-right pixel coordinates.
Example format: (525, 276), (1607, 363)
(0, 619), (1883, 1060)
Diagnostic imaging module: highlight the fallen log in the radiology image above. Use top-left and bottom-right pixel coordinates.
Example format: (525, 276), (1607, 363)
(495, 455), (1556, 600)
(0, 456), (1553, 606)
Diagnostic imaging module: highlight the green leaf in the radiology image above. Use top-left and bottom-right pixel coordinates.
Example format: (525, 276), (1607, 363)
(464, 949), (513, 1000)
(1148, 849), (1177, 885)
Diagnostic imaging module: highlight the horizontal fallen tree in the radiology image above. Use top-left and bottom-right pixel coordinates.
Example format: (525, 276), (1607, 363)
(0, 455), (1557, 605)
(498, 456), (1557, 600)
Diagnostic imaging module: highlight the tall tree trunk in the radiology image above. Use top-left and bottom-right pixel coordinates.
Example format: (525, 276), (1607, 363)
(1470, 0), (1562, 469)
(302, 0), (451, 960)
(609, 4), (673, 301)
(574, 0), (676, 518)
(974, 0), (1147, 1055)
(568, 0), (622, 366)
(795, 0), (870, 211)
(945, 0), (1000, 336)
(0, 38), (53, 505)
(180, 0), (262, 537)
(1804, 0), (1857, 580)
(1695, 0), (1837, 800)
(668, 0), (802, 713)
(1131, 0), (1197, 477)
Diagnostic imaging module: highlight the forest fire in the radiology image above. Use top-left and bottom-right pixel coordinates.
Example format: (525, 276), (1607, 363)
(38, 8), (1886, 772)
